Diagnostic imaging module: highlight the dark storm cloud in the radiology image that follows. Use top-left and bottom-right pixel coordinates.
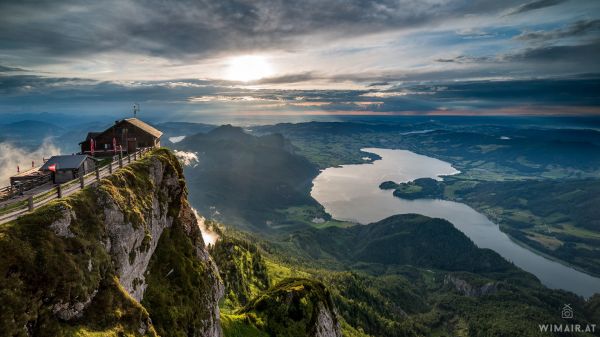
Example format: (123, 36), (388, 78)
(367, 82), (391, 87)
(253, 72), (318, 85)
(0, 74), (221, 105)
(261, 77), (600, 112)
(506, 0), (568, 15)
(2, 73), (599, 115)
(396, 78), (600, 106)
(0, 0), (525, 61)
(434, 55), (495, 64)
(431, 37), (600, 75)
(506, 40), (600, 67)
(0, 65), (28, 73)
(516, 19), (600, 41)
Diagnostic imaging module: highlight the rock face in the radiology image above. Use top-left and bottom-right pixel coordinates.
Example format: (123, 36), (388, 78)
(313, 302), (343, 337)
(0, 149), (223, 336)
(101, 155), (180, 301)
(242, 278), (343, 337)
(444, 274), (498, 297)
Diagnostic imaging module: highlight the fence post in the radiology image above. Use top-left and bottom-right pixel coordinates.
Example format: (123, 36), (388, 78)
(119, 154), (123, 168)
(109, 162), (113, 174)
(127, 153), (131, 164)
(79, 175), (85, 189)
(28, 196), (34, 211)
(57, 184), (62, 198)
(134, 151), (137, 160)
(95, 166), (100, 180)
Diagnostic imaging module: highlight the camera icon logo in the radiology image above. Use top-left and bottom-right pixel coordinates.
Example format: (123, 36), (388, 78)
(561, 304), (573, 319)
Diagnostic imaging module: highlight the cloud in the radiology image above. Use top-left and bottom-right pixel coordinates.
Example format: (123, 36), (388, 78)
(173, 150), (199, 167)
(506, 40), (600, 67)
(1, 70), (599, 118)
(403, 78), (600, 106)
(506, 0), (568, 15)
(516, 19), (600, 41)
(253, 72), (318, 85)
(0, 0), (526, 62)
(0, 140), (61, 186)
(0, 64), (27, 73)
(367, 81), (391, 87)
(430, 37), (600, 75)
(435, 55), (495, 64)
(192, 208), (219, 246)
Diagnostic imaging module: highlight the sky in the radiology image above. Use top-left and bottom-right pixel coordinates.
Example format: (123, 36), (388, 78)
(1, 0), (600, 121)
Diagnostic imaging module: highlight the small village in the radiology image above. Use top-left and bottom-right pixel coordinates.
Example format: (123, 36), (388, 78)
(0, 115), (163, 223)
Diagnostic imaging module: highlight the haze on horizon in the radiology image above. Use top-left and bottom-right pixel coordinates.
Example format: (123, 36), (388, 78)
(1, 0), (599, 121)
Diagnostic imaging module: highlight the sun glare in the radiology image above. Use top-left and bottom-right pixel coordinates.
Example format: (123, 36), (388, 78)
(225, 55), (274, 82)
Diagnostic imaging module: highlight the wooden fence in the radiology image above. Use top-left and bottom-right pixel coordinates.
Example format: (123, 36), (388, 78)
(0, 174), (51, 202)
(0, 147), (152, 225)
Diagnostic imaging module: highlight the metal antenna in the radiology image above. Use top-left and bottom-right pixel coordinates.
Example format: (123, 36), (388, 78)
(133, 103), (140, 118)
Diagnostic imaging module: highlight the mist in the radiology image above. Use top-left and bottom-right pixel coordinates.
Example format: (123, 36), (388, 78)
(0, 140), (61, 186)
(173, 150), (199, 167)
(192, 208), (219, 246)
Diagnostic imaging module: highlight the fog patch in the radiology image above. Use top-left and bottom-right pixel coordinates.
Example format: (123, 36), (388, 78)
(0, 140), (61, 186)
(169, 136), (186, 143)
(192, 208), (219, 246)
(311, 217), (325, 224)
(173, 150), (198, 167)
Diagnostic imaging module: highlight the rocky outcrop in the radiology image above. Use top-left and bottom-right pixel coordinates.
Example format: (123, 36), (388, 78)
(51, 289), (98, 320)
(101, 155), (180, 301)
(312, 302), (343, 337)
(444, 274), (498, 297)
(242, 278), (343, 337)
(49, 208), (76, 238)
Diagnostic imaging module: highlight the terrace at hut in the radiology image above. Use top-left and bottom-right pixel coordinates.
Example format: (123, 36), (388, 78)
(9, 166), (49, 188)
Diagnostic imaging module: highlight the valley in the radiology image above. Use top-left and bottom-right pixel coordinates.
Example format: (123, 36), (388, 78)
(311, 147), (600, 296)
(252, 119), (600, 277)
(2, 116), (600, 336)
(3, 1), (600, 335)
(168, 119), (600, 336)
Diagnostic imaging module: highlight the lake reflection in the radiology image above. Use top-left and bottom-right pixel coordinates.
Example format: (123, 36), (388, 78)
(311, 148), (600, 297)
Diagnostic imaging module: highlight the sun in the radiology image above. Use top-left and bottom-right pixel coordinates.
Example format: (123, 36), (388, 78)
(225, 55), (274, 82)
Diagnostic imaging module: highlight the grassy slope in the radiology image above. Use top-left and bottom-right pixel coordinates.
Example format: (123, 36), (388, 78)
(211, 217), (599, 337)
(141, 217), (220, 337)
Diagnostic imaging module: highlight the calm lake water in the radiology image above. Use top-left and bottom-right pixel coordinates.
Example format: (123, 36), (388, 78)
(311, 148), (600, 297)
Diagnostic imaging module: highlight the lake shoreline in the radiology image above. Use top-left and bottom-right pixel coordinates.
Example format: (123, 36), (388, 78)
(311, 147), (600, 297)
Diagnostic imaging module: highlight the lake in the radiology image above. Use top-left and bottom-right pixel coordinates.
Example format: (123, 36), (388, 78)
(311, 148), (600, 297)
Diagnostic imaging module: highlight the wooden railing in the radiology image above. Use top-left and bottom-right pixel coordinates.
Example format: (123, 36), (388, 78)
(0, 173), (51, 202)
(0, 147), (152, 225)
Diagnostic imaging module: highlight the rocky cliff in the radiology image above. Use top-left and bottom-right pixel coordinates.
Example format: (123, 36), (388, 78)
(0, 149), (223, 337)
(210, 230), (344, 337)
(241, 278), (343, 337)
